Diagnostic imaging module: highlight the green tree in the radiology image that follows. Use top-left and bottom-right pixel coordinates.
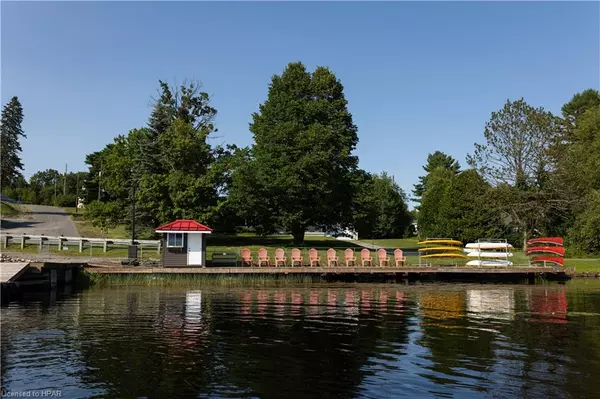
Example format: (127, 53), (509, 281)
(567, 190), (600, 255)
(417, 168), (502, 242)
(417, 167), (454, 239)
(555, 104), (600, 196)
(445, 169), (502, 243)
(229, 62), (359, 244)
(0, 97), (26, 189)
(412, 151), (460, 202)
(85, 200), (121, 236)
(352, 172), (412, 238)
(84, 80), (235, 232)
(467, 98), (561, 247)
(561, 89), (600, 133)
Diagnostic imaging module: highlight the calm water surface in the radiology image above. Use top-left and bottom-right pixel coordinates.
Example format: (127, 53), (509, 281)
(2, 281), (600, 398)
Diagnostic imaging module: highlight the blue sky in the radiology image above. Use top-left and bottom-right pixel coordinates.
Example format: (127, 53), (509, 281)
(2, 1), (599, 202)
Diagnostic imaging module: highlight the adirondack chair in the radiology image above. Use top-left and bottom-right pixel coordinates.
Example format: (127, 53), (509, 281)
(275, 248), (287, 267)
(327, 248), (339, 267)
(257, 248), (270, 267)
(378, 248), (390, 267)
(394, 249), (406, 267)
(240, 248), (253, 267)
(345, 248), (356, 267)
(361, 248), (373, 267)
(309, 248), (321, 267)
(290, 248), (303, 267)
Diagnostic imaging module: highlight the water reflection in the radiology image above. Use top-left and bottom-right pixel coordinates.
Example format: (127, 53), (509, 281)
(1, 283), (600, 398)
(467, 289), (515, 320)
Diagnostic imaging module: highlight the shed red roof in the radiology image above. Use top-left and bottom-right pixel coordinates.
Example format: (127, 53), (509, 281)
(155, 219), (213, 232)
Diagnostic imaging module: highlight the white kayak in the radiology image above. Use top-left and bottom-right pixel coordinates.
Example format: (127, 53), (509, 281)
(466, 260), (513, 267)
(465, 242), (514, 250)
(466, 251), (513, 258)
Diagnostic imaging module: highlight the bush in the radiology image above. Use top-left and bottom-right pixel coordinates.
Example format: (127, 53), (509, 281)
(567, 190), (600, 255)
(53, 194), (77, 207)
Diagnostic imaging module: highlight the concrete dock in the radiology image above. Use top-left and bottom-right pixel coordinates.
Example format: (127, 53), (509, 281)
(0, 262), (31, 283)
(85, 265), (572, 279)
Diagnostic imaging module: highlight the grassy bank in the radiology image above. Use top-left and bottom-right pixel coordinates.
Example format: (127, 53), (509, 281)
(355, 238), (419, 248)
(2, 243), (160, 262)
(205, 234), (362, 261)
(0, 202), (22, 218)
(567, 259), (600, 273)
(63, 207), (154, 239)
(81, 270), (327, 287)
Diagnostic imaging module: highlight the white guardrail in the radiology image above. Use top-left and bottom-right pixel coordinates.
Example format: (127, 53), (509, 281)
(1, 233), (161, 254)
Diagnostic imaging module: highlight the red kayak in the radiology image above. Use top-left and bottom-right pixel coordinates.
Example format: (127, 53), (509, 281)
(526, 246), (565, 256)
(527, 237), (564, 246)
(531, 256), (564, 266)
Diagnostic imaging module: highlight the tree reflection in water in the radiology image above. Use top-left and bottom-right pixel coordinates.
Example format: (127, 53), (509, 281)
(2, 283), (600, 398)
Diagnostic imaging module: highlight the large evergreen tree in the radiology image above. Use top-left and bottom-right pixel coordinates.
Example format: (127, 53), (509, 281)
(417, 168), (501, 242)
(229, 62), (359, 244)
(1, 97), (26, 189)
(416, 167), (454, 239)
(412, 151), (460, 202)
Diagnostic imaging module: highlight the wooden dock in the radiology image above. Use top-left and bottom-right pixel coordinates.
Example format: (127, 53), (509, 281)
(0, 262), (31, 283)
(85, 265), (571, 278)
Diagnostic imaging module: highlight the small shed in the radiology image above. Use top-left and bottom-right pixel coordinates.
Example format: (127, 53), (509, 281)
(155, 220), (213, 267)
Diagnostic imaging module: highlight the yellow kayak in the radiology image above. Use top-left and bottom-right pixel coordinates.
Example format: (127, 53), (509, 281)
(421, 253), (467, 259)
(418, 239), (463, 246)
(418, 246), (464, 252)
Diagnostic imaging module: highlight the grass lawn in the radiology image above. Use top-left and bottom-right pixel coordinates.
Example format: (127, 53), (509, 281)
(63, 207), (154, 239)
(356, 238), (420, 248)
(5, 227), (599, 271)
(566, 259), (600, 273)
(0, 202), (22, 218)
(3, 242), (161, 261)
(205, 234), (362, 261)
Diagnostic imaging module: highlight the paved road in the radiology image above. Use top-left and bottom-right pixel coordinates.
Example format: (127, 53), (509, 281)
(0, 204), (80, 237)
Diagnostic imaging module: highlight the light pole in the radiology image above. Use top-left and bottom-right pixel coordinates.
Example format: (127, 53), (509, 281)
(128, 169), (138, 262)
(98, 159), (103, 202)
(75, 174), (79, 213)
(131, 178), (136, 245)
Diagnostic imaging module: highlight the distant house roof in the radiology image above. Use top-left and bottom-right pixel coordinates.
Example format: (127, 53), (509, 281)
(155, 219), (213, 232)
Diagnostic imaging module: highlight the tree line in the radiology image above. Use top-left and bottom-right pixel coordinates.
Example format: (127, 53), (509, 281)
(2, 62), (598, 252)
(1, 63), (413, 243)
(414, 90), (600, 255)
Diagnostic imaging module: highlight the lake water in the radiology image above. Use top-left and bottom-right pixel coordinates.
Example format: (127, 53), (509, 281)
(2, 281), (600, 398)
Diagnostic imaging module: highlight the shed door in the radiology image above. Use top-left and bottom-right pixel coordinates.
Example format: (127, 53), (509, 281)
(187, 234), (203, 266)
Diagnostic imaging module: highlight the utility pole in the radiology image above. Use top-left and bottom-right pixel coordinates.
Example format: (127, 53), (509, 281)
(63, 162), (67, 195)
(131, 179), (136, 245)
(54, 176), (57, 203)
(98, 159), (103, 202)
(75, 174), (79, 213)
(128, 171), (138, 262)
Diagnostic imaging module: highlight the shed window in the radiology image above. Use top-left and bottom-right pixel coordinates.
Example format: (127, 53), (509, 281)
(167, 233), (184, 248)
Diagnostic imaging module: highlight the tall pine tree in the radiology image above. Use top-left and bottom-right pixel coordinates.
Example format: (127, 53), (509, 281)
(412, 151), (460, 202)
(1, 97), (26, 189)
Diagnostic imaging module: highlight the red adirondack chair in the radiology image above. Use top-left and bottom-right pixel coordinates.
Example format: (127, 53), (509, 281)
(345, 249), (356, 267)
(327, 248), (339, 267)
(240, 248), (253, 267)
(257, 248), (270, 267)
(290, 248), (303, 267)
(394, 249), (406, 267)
(378, 248), (390, 267)
(309, 248), (321, 267)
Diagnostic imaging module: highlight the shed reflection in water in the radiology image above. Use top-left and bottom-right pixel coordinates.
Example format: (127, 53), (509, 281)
(2, 283), (600, 398)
